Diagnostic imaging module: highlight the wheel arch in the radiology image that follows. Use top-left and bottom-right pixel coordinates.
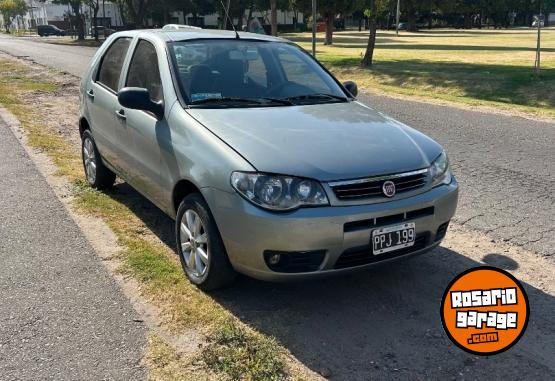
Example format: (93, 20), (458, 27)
(79, 117), (91, 137)
(172, 179), (203, 215)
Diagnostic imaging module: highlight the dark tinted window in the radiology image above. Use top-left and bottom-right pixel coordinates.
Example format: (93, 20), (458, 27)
(126, 40), (163, 102)
(97, 37), (131, 92)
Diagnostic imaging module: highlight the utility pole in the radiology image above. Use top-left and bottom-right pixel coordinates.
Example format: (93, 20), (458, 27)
(534, 3), (542, 76)
(395, 0), (401, 36)
(312, 0), (316, 56)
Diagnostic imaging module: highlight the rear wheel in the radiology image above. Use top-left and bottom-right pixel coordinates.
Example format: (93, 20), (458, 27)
(81, 130), (116, 189)
(176, 193), (236, 291)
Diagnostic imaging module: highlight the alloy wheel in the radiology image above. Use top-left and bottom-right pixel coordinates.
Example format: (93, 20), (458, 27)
(179, 209), (209, 277)
(83, 137), (97, 184)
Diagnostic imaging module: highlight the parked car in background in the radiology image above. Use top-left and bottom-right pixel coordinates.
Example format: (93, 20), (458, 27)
(90, 26), (115, 38)
(37, 25), (66, 37)
(79, 28), (458, 290)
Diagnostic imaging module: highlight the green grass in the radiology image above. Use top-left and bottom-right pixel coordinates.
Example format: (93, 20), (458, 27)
(285, 28), (555, 117)
(0, 59), (291, 381)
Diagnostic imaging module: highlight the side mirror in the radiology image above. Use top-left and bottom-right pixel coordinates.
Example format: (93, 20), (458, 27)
(118, 87), (164, 120)
(343, 81), (358, 97)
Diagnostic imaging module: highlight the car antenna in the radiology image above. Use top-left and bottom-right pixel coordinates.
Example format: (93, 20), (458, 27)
(220, 0), (240, 39)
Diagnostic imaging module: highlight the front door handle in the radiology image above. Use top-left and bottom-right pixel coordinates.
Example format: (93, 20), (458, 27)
(86, 89), (94, 99)
(115, 109), (126, 121)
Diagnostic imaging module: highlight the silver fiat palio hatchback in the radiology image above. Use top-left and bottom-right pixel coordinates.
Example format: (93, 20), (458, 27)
(79, 27), (458, 290)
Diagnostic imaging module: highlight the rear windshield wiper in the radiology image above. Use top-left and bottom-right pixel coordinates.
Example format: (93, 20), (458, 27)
(189, 97), (293, 106)
(284, 93), (349, 103)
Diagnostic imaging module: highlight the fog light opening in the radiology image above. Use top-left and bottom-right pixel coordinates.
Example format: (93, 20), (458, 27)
(268, 253), (282, 265)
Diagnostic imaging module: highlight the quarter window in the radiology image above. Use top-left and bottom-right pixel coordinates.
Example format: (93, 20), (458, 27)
(126, 40), (163, 102)
(96, 37), (132, 92)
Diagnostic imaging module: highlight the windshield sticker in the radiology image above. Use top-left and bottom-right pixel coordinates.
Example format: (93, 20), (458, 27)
(191, 93), (222, 102)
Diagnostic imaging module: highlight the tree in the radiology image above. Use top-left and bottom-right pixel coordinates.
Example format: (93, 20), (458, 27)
(125, 0), (152, 27)
(270, 0), (277, 35)
(361, 1), (377, 66)
(251, 0), (289, 35)
(0, 0), (27, 33)
(85, 0), (100, 40)
(297, 0), (354, 44)
(49, 0), (85, 40)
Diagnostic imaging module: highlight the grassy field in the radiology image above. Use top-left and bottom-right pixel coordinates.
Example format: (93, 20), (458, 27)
(285, 28), (555, 117)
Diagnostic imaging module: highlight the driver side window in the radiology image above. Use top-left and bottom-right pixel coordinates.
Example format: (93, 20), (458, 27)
(126, 40), (163, 102)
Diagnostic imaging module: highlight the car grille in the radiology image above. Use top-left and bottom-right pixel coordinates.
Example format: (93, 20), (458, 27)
(329, 169), (428, 200)
(334, 234), (429, 269)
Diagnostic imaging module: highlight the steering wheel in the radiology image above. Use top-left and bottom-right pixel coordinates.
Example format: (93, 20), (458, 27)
(265, 81), (313, 98)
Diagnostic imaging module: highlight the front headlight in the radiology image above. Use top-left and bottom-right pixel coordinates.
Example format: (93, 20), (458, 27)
(231, 172), (329, 211)
(430, 151), (452, 187)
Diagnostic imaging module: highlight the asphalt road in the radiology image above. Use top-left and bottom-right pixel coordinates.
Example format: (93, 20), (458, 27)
(1, 33), (552, 258)
(0, 117), (146, 378)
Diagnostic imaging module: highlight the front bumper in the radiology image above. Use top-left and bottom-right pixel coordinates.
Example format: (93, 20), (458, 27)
(202, 179), (458, 281)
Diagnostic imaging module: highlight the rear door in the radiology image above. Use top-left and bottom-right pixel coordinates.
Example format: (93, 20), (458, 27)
(86, 37), (132, 173)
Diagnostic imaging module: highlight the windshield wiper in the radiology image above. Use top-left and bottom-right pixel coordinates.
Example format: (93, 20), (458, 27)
(284, 93), (349, 103)
(190, 97), (293, 106)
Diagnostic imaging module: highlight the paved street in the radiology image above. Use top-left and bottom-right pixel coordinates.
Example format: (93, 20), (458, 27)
(1, 33), (552, 258)
(0, 117), (146, 378)
(0, 35), (96, 76)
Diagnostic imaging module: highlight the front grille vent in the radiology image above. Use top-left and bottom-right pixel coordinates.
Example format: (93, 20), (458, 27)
(329, 169), (428, 200)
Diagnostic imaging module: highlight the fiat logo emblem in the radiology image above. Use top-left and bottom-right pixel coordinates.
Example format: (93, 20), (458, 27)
(382, 181), (396, 197)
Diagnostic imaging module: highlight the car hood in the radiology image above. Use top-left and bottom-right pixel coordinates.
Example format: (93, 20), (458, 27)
(187, 102), (443, 182)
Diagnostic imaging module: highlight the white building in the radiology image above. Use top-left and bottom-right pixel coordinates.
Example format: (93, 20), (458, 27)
(4, 0), (123, 32)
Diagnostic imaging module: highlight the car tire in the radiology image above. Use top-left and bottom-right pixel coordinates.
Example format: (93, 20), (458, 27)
(81, 130), (116, 189)
(176, 193), (236, 291)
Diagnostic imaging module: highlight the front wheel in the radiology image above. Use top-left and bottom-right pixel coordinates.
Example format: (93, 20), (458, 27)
(176, 193), (236, 291)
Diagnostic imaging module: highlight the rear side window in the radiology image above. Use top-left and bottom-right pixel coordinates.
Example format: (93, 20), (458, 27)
(96, 37), (131, 92)
(126, 40), (163, 102)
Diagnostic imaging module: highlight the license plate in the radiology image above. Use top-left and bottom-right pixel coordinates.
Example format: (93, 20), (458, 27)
(372, 222), (416, 255)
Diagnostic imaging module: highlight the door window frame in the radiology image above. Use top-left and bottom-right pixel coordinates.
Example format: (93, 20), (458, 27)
(123, 38), (165, 105)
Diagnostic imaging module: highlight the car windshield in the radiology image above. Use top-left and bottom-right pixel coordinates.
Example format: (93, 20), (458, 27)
(168, 39), (349, 107)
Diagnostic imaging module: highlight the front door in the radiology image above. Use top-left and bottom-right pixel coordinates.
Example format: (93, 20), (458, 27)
(118, 38), (167, 208)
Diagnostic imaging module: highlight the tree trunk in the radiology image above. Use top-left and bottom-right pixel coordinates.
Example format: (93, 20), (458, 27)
(407, 7), (417, 32)
(127, 0), (149, 28)
(324, 14), (333, 45)
(361, 1), (377, 67)
(270, 0), (277, 36)
(118, 2), (126, 25)
(93, 2), (100, 41)
(71, 1), (85, 40)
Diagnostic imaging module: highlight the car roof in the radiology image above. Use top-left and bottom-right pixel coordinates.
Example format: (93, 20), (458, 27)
(112, 28), (287, 43)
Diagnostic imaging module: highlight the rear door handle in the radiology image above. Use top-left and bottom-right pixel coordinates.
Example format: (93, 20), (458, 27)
(115, 109), (126, 121)
(86, 89), (94, 99)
